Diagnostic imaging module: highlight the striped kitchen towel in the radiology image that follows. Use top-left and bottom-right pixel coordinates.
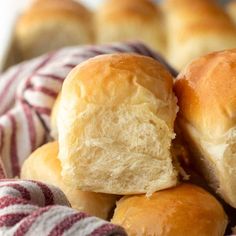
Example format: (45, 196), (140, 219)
(0, 178), (127, 236)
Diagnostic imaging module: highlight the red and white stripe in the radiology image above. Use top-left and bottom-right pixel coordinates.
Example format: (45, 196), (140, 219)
(0, 179), (127, 236)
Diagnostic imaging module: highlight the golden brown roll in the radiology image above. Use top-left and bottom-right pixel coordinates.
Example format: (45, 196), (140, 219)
(164, 0), (236, 70)
(112, 184), (227, 236)
(95, 0), (166, 55)
(174, 49), (236, 207)
(15, 0), (94, 60)
(227, 0), (236, 24)
(57, 53), (178, 195)
(21, 142), (118, 220)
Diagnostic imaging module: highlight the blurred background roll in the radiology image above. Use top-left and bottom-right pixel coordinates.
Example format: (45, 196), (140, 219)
(164, 0), (236, 70)
(95, 0), (166, 56)
(21, 142), (118, 220)
(15, 0), (94, 60)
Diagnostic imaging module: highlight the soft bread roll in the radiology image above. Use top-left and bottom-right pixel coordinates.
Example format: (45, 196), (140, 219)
(95, 0), (166, 55)
(58, 53), (178, 195)
(21, 142), (118, 219)
(227, 0), (236, 24)
(174, 49), (236, 207)
(164, 0), (236, 70)
(51, 93), (60, 139)
(112, 184), (227, 236)
(15, 0), (94, 60)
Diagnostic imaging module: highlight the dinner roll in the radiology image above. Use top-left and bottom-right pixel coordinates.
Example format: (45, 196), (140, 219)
(58, 53), (178, 195)
(95, 0), (166, 55)
(15, 0), (94, 60)
(164, 0), (236, 70)
(227, 0), (236, 24)
(174, 49), (236, 207)
(112, 184), (227, 236)
(21, 142), (118, 219)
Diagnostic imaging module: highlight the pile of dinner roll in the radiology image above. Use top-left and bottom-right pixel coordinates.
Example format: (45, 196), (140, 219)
(1, 0), (236, 235)
(21, 50), (232, 236)
(9, 0), (236, 70)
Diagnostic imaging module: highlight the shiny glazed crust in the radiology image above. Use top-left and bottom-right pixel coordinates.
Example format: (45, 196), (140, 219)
(112, 184), (227, 236)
